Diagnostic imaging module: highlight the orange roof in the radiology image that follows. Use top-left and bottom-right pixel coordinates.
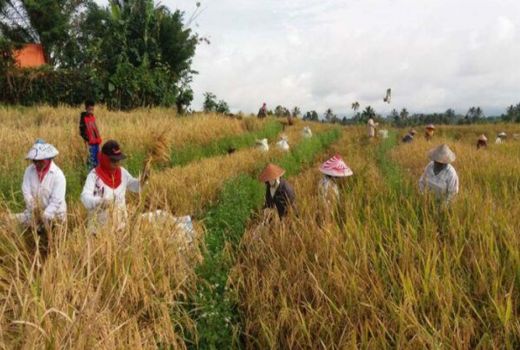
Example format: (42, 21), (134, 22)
(13, 44), (47, 68)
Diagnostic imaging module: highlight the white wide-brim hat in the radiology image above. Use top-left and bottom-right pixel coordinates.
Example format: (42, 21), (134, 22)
(428, 144), (456, 164)
(320, 154), (353, 177)
(256, 138), (269, 148)
(26, 141), (59, 160)
(498, 132), (507, 138)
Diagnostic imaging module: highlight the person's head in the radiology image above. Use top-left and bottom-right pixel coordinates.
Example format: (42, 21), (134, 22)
(433, 161), (448, 172)
(100, 140), (126, 171)
(262, 102), (266, 107)
(428, 144), (455, 171)
(410, 129), (417, 135)
(85, 99), (95, 114)
(26, 140), (58, 169)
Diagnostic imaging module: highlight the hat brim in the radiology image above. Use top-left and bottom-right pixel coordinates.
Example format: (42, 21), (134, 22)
(428, 150), (456, 164)
(320, 168), (353, 177)
(259, 164), (285, 182)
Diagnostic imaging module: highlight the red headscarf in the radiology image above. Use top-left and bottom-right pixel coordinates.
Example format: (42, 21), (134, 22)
(36, 159), (52, 182)
(95, 153), (122, 189)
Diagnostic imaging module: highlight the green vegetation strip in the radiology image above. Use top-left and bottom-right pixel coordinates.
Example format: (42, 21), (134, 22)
(188, 128), (341, 349)
(170, 119), (282, 167)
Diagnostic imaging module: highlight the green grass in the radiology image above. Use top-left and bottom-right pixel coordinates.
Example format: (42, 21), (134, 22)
(189, 128), (341, 349)
(170, 120), (283, 167)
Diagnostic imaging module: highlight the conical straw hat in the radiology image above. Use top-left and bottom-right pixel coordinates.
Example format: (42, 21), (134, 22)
(478, 134), (488, 142)
(428, 144), (456, 164)
(319, 154), (353, 177)
(410, 129), (417, 135)
(425, 124), (435, 130)
(258, 163), (285, 182)
(26, 140), (59, 160)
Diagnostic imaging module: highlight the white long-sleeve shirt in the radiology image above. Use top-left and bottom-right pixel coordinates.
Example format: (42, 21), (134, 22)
(18, 161), (67, 224)
(80, 167), (140, 233)
(367, 118), (378, 137)
(318, 176), (339, 208)
(419, 162), (459, 202)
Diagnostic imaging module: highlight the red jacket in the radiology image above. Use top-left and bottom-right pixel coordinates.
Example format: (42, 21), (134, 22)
(79, 112), (102, 145)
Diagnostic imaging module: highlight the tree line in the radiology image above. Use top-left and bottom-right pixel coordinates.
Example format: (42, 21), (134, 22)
(0, 0), (200, 110)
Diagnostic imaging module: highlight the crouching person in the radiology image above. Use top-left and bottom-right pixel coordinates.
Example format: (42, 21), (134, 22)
(81, 140), (144, 234)
(259, 163), (296, 219)
(16, 140), (67, 256)
(419, 144), (459, 205)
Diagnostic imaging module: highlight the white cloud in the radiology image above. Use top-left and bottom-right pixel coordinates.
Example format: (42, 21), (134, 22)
(96, 0), (520, 116)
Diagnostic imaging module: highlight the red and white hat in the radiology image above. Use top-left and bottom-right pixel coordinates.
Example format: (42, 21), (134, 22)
(319, 155), (353, 177)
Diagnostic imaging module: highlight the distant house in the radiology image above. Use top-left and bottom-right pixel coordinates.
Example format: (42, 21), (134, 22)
(12, 43), (47, 68)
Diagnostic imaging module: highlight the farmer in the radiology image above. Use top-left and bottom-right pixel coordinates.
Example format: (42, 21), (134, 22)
(419, 144), (459, 203)
(259, 163), (296, 218)
(257, 103), (267, 118)
(80, 140), (146, 234)
(302, 126), (313, 138)
(402, 129), (417, 143)
(16, 140), (67, 227)
(367, 117), (378, 138)
(276, 135), (290, 151)
(477, 134), (488, 149)
(79, 99), (102, 169)
(425, 124), (435, 141)
(318, 155), (353, 211)
(495, 132), (507, 144)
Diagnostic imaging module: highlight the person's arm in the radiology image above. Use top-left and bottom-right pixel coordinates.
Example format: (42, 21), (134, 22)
(43, 170), (66, 221)
(81, 172), (103, 210)
(123, 168), (141, 193)
(418, 166), (428, 193)
(79, 112), (89, 142)
(22, 167), (35, 211)
(446, 168), (459, 202)
(22, 167), (35, 222)
(263, 185), (271, 209)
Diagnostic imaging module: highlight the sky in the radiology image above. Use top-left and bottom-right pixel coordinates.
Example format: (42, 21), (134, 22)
(96, 0), (520, 116)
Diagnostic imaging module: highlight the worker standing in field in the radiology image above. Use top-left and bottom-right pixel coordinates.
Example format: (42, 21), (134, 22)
(495, 132), (507, 144)
(80, 140), (147, 234)
(402, 129), (417, 143)
(419, 144), (459, 203)
(318, 154), (353, 213)
(367, 117), (378, 138)
(257, 103), (268, 118)
(425, 124), (435, 141)
(15, 140), (67, 254)
(477, 134), (488, 149)
(259, 163), (296, 218)
(79, 99), (102, 169)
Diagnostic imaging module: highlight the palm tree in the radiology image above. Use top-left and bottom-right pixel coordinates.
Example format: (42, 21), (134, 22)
(351, 101), (360, 113)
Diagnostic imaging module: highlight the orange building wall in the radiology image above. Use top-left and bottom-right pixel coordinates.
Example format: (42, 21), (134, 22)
(13, 44), (47, 68)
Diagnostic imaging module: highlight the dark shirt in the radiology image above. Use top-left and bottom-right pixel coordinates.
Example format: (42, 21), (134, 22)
(264, 179), (296, 218)
(257, 107), (267, 118)
(402, 134), (414, 143)
(79, 111), (89, 142)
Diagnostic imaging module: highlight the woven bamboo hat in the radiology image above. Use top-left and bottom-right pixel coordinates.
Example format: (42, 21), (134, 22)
(319, 155), (353, 177)
(425, 124), (435, 130)
(259, 163), (285, 182)
(478, 134), (488, 142)
(428, 144), (456, 164)
(26, 139), (59, 160)
(410, 129), (417, 135)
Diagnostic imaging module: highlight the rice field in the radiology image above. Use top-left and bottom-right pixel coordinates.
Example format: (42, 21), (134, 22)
(0, 107), (519, 349)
